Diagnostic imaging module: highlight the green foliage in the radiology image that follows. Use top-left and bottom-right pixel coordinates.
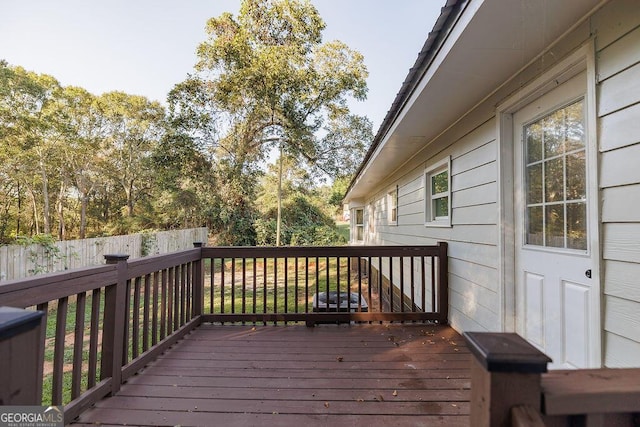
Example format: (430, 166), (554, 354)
(15, 234), (71, 275)
(0, 0), (373, 246)
(140, 230), (158, 257)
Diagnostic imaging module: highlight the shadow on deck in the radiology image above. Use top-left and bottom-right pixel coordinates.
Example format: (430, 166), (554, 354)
(72, 323), (470, 427)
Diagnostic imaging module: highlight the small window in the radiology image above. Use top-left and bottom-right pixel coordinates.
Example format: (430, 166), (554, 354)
(354, 208), (364, 241)
(425, 157), (451, 227)
(387, 187), (398, 225)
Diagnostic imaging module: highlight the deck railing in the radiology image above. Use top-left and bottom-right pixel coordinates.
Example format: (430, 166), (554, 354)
(464, 332), (640, 426)
(0, 243), (448, 423)
(201, 243), (449, 325)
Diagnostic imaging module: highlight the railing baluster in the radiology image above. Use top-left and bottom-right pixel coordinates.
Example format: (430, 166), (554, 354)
(122, 279), (131, 365)
(325, 256), (330, 312)
(347, 257), (351, 313)
(143, 274), (151, 352)
(132, 277), (141, 360)
(173, 265), (180, 331)
(160, 269), (167, 340)
(273, 257), (278, 324)
(367, 257), (372, 318)
(186, 264), (191, 322)
(284, 257), (288, 323)
(357, 257), (362, 312)
(421, 256), (426, 311)
(304, 257), (309, 313)
(52, 296), (68, 405)
(431, 255), (436, 312)
(389, 257), (394, 314)
(87, 288), (101, 388)
(294, 257), (299, 314)
(88, 289), (100, 388)
(220, 258), (225, 315)
(242, 258), (246, 315)
(152, 271), (159, 345)
(438, 242), (449, 322)
(180, 262), (193, 326)
(378, 257), (383, 313)
(166, 268), (173, 334)
(252, 258), (257, 316)
(315, 257), (319, 312)
(337, 257), (341, 312)
(400, 257), (405, 314)
(209, 258), (216, 313)
(71, 292), (86, 400)
(410, 257), (415, 313)
(263, 257), (267, 325)
(231, 258), (236, 314)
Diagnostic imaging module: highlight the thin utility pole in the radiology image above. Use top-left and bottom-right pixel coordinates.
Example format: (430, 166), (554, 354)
(276, 140), (283, 247)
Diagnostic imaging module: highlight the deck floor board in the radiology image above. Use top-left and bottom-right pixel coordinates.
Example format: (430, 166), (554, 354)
(73, 323), (470, 426)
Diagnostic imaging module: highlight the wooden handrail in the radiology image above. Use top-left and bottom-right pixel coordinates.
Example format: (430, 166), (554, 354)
(465, 332), (640, 427)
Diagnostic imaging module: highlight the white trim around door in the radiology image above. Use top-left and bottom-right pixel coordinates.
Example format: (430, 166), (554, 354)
(496, 42), (602, 368)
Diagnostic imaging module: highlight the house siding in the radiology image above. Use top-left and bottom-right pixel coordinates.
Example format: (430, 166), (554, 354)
(364, 119), (500, 333)
(355, 0), (640, 367)
(594, 0), (640, 367)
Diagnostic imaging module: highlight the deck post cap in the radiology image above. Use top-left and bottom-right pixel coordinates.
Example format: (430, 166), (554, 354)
(104, 254), (130, 264)
(463, 332), (551, 373)
(0, 306), (44, 341)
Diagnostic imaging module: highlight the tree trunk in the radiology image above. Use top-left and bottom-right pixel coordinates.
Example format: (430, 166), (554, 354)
(79, 192), (88, 239)
(29, 188), (40, 235)
(16, 181), (21, 237)
(40, 163), (51, 234)
(57, 180), (66, 240)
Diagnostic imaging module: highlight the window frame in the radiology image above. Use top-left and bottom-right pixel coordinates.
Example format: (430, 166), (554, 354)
(353, 208), (364, 242)
(387, 186), (398, 225)
(424, 156), (452, 228)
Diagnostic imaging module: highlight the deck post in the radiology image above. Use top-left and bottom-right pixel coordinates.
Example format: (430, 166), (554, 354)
(192, 242), (204, 317)
(101, 254), (129, 395)
(437, 241), (448, 323)
(0, 307), (45, 405)
(464, 332), (551, 427)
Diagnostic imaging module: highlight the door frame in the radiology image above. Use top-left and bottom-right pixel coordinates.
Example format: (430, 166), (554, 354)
(496, 42), (602, 366)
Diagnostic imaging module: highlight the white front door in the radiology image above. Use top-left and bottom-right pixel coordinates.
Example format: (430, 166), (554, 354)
(513, 71), (600, 369)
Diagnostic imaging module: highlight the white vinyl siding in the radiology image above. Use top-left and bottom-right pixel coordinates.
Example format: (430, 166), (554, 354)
(593, 0), (640, 368)
(355, 0), (640, 364)
(364, 119), (499, 333)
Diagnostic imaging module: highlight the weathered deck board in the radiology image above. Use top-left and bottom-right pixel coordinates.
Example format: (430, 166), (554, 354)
(72, 323), (470, 426)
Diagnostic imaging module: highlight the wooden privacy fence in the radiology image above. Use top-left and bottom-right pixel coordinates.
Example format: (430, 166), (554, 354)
(0, 242), (448, 423)
(0, 227), (208, 281)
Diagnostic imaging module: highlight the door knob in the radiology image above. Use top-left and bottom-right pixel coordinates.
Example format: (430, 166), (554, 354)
(585, 269), (592, 279)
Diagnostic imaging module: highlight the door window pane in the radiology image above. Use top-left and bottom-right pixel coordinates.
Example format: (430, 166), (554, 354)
(527, 206), (543, 246)
(567, 202), (587, 250)
(523, 99), (587, 251)
(545, 204), (565, 248)
(526, 122), (543, 163)
(527, 164), (543, 204)
(565, 102), (585, 151)
(545, 157), (564, 202)
(566, 152), (586, 201)
(543, 112), (563, 158)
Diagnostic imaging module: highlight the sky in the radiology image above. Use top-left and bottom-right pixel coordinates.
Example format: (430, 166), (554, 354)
(0, 0), (443, 133)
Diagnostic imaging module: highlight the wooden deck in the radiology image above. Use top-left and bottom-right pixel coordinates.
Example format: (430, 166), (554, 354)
(71, 323), (470, 426)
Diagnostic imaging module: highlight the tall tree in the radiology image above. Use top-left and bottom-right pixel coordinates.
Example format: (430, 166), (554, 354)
(97, 92), (165, 225)
(178, 0), (371, 243)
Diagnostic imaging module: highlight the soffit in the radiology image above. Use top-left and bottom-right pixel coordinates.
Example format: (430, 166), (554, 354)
(346, 0), (600, 201)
